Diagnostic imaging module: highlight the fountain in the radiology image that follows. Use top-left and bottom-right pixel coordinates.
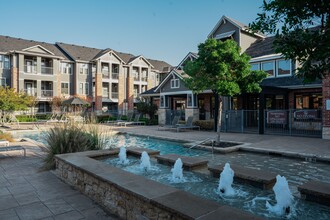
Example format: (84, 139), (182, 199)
(140, 151), (151, 171)
(118, 147), (129, 165)
(171, 158), (184, 183)
(266, 175), (293, 215)
(218, 163), (235, 196)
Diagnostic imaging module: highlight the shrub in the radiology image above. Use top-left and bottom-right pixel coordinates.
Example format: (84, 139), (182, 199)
(43, 123), (106, 170)
(0, 131), (14, 142)
(16, 115), (38, 122)
(193, 120), (214, 130)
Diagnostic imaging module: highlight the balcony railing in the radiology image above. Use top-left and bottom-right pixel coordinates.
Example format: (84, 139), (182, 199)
(102, 91), (110, 98)
(134, 76), (139, 81)
(102, 70), (110, 78)
(111, 92), (118, 99)
(24, 65), (37, 74)
(41, 66), (53, 75)
(41, 90), (53, 97)
(112, 73), (119, 79)
(24, 89), (37, 96)
(141, 76), (147, 82)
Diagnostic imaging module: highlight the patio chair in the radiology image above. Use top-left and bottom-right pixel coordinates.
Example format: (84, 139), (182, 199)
(116, 113), (134, 126)
(175, 116), (200, 132)
(106, 113), (122, 124)
(119, 114), (145, 127)
(0, 140), (26, 157)
(158, 116), (180, 131)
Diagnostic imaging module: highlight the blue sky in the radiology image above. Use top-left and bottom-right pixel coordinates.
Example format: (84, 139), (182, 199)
(1, 0), (264, 65)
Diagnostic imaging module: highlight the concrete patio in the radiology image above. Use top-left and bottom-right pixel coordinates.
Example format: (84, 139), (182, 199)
(0, 142), (118, 220)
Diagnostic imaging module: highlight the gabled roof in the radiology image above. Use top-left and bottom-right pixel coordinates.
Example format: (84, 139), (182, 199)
(56, 42), (102, 61)
(154, 69), (186, 92)
(113, 51), (135, 63)
(208, 15), (266, 39)
(245, 36), (276, 58)
(147, 59), (172, 72)
(127, 55), (154, 68)
(0, 35), (69, 58)
(92, 48), (125, 63)
(176, 52), (198, 70)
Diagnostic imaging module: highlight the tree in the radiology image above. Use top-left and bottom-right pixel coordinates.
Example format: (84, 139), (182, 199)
(184, 39), (267, 144)
(250, 0), (330, 82)
(0, 87), (34, 124)
(136, 99), (158, 124)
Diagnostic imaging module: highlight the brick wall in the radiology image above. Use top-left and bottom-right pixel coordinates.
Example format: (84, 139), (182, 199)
(94, 73), (103, 111)
(11, 67), (18, 91)
(323, 75), (330, 127)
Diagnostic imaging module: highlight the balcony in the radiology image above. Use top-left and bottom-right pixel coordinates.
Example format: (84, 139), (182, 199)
(111, 73), (119, 79)
(134, 76), (139, 81)
(111, 92), (118, 99)
(24, 65), (37, 74)
(141, 77), (147, 82)
(41, 90), (53, 97)
(102, 70), (110, 79)
(102, 91), (110, 98)
(41, 66), (53, 75)
(24, 89), (37, 96)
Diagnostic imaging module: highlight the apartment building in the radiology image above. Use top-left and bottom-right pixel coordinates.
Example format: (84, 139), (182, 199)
(141, 16), (330, 139)
(0, 35), (172, 113)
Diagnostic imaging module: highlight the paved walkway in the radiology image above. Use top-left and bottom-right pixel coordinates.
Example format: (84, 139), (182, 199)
(0, 142), (117, 220)
(112, 125), (330, 162)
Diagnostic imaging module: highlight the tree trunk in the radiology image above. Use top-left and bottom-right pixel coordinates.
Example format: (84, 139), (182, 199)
(216, 98), (223, 145)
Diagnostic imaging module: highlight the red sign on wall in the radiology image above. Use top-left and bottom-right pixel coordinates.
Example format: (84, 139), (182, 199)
(267, 111), (287, 124)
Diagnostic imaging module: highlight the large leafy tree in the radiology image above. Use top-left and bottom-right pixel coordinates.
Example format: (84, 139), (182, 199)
(184, 39), (267, 144)
(0, 87), (34, 124)
(250, 0), (330, 82)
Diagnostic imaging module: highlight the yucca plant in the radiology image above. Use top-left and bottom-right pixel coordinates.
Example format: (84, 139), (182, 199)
(84, 124), (107, 150)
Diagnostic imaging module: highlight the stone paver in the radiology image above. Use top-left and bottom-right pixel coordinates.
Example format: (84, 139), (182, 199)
(0, 141), (118, 220)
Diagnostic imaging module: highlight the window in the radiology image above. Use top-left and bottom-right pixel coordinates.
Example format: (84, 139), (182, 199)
(133, 85), (139, 98)
(85, 83), (89, 95)
(261, 61), (274, 77)
(160, 95), (169, 108)
(277, 59), (291, 76)
(24, 57), (37, 73)
(171, 79), (180, 88)
(79, 64), (89, 74)
(0, 77), (6, 87)
(61, 63), (72, 74)
(133, 67), (139, 80)
(61, 83), (69, 95)
(295, 93), (322, 110)
(141, 68), (148, 81)
(0, 55), (10, 69)
(250, 63), (259, 71)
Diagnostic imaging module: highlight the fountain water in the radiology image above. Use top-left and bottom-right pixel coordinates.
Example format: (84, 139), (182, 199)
(266, 175), (293, 215)
(118, 147), (129, 165)
(218, 163), (235, 196)
(140, 151), (151, 171)
(171, 158), (184, 183)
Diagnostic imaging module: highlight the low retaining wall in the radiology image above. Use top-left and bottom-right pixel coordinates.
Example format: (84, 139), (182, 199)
(55, 150), (261, 220)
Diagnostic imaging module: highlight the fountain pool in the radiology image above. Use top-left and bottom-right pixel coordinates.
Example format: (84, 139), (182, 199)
(24, 132), (330, 219)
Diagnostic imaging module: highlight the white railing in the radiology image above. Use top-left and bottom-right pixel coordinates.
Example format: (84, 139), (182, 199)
(24, 65), (37, 74)
(24, 89), (37, 96)
(111, 92), (118, 99)
(112, 73), (119, 79)
(41, 90), (53, 97)
(41, 66), (53, 75)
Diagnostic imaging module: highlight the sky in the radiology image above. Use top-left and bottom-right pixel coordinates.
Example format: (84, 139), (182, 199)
(0, 0), (264, 66)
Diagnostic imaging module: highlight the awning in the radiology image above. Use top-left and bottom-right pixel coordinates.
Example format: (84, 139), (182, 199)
(214, 30), (235, 40)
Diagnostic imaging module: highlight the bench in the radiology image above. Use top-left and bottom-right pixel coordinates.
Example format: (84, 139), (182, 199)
(208, 164), (276, 189)
(0, 141), (26, 157)
(298, 180), (330, 206)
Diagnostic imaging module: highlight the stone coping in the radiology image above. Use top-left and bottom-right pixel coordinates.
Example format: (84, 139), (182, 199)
(298, 180), (330, 206)
(55, 150), (261, 219)
(155, 154), (208, 171)
(126, 147), (160, 157)
(208, 164), (276, 190)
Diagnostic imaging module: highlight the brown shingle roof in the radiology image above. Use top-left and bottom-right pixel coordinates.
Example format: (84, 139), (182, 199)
(245, 36), (276, 58)
(56, 42), (102, 61)
(0, 35), (69, 58)
(147, 59), (172, 72)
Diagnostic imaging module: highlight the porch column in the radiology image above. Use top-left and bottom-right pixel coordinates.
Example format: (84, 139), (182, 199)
(322, 74), (330, 139)
(258, 93), (265, 134)
(36, 80), (41, 97)
(95, 61), (103, 114)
